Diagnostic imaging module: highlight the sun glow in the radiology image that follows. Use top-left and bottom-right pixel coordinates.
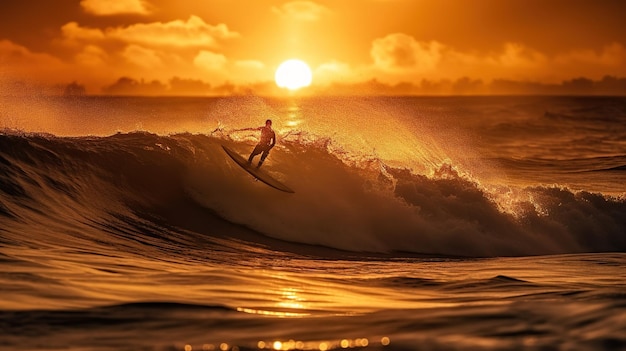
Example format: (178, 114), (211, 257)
(275, 59), (313, 90)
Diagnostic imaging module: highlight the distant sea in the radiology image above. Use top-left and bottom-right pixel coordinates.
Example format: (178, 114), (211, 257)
(1, 95), (625, 350)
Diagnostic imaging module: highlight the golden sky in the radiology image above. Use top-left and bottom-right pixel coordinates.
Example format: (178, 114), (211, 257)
(1, 0), (626, 94)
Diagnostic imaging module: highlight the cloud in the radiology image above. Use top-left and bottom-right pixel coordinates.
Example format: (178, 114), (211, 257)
(75, 45), (108, 66)
(61, 16), (239, 49)
(272, 1), (330, 21)
(102, 76), (167, 95)
(492, 42), (547, 68)
(80, 0), (152, 15)
(555, 42), (626, 67)
(122, 45), (163, 68)
(479, 42), (626, 80)
(0, 40), (72, 93)
(368, 33), (626, 82)
(370, 33), (443, 72)
(61, 22), (105, 43)
(169, 77), (212, 95)
(194, 50), (227, 71)
(0, 39), (65, 71)
(107, 16), (239, 48)
(369, 33), (552, 78)
(51, 16), (241, 87)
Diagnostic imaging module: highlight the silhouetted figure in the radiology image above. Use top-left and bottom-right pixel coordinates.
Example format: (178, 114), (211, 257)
(247, 119), (276, 169)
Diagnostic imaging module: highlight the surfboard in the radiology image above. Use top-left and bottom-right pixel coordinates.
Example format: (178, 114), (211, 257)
(222, 145), (295, 193)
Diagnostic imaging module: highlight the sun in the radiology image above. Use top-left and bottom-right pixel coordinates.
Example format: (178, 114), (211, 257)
(275, 59), (313, 91)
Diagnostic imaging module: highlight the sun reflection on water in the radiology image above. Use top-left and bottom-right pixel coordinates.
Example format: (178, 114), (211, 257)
(187, 336), (389, 350)
(278, 287), (306, 310)
(236, 307), (310, 317)
(284, 103), (303, 128)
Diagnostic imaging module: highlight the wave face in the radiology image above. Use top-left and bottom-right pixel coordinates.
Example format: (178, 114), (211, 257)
(1, 130), (624, 258)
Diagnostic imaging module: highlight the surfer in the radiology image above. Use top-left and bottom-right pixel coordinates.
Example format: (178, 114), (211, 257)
(247, 119), (276, 168)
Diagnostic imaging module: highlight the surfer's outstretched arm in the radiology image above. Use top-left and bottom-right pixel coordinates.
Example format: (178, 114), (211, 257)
(232, 126), (262, 133)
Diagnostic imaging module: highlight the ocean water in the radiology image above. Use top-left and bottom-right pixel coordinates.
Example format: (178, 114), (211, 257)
(0, 95), (625, 350)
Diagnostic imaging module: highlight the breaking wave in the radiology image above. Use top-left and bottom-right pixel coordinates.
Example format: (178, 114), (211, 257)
(1, 131), (625, 258)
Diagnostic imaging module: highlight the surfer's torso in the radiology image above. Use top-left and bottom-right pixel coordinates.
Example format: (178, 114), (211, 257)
(259, 126), (275, 146)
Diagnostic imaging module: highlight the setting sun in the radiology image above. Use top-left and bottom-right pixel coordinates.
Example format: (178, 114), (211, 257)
(275, 59), (313, 91)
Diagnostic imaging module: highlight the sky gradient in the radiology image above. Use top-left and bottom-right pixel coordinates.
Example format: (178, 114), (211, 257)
(1, 0), (626, 95)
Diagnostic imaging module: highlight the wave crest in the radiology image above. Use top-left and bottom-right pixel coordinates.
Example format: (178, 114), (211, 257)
(1, 131), (625, 258)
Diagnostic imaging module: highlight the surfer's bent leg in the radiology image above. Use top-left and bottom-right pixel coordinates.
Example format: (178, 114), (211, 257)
(257, 147), (271, 168)
(248, 145), (263, 164)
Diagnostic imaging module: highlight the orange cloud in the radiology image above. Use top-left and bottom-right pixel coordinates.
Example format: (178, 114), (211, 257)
(369, 33), (549, 77)
(370, 33), (443, 72)
(107, 16), (239, 48)
(122, 45), (163, 68)
(75, 45), (108, 66)
(555, 42), (626, 67)
(194, 50), (227, 71)
(366, 33), (626, 82)
(80, 0), (152, 15)
(61, 22), (105, 44)
(0, 40), (65, 74)
(61, 16), (239, 49)
(272, 1), (330, 21)
(493, 43), (546, 68)
(0, 40), (76, 94)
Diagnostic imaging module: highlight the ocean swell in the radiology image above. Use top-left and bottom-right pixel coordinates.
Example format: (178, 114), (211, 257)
(1, 131), (625, 258)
